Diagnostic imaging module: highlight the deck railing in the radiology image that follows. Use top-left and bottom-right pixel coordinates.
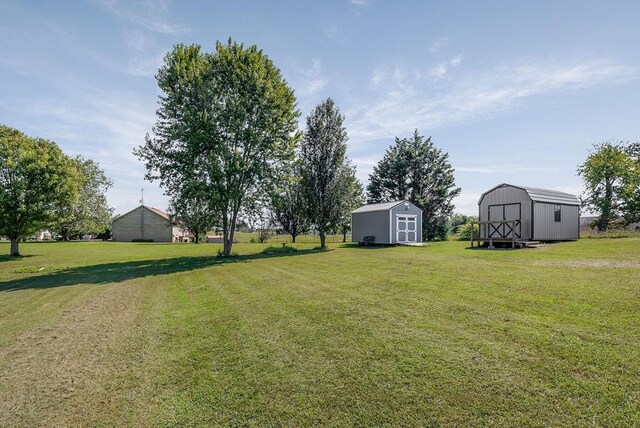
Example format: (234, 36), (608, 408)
(470, 220), (521, 248)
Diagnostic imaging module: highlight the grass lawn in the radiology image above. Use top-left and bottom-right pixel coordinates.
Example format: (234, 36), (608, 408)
(0, 239), (638, 427)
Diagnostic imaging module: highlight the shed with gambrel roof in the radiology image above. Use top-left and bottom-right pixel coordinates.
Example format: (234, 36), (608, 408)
(477, 183), (580, 242)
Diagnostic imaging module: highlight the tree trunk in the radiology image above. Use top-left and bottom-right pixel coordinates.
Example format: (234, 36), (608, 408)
(194, 230), (200, 244)
(10, 239), (20, 257)
(222, 213), (238, 256)
(291, 234), (296, 243)
(319, 232), (326, 249)
(342, 229), (347, 242)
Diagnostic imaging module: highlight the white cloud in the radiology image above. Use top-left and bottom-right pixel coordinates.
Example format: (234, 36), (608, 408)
(124, 52), (165, 78)
(98, 0), (190, 34)
(429, 55), (463, 80)
(351, 0), (371, 5)
(126, 30), (148, 51)
(347, 57), (637, 144)
(322, 25), (348, 43)
(292, 59), (329, 98)
(429, 37), (449, 53)
(429, 63), (449, 79)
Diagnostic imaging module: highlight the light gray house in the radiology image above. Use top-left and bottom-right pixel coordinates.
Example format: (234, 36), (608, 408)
(112, 205), (186, 242)
(477, 183), (580, 242)
(351, 201), (422, 245)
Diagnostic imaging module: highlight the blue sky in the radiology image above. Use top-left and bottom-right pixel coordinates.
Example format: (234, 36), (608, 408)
(1, 0), (639, 215)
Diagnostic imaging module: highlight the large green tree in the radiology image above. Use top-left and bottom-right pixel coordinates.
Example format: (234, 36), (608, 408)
(578, 141), (640, 230)
(299, 99), (355, 249)
(0, 125), (79, 256)
(54, 156), (113, 240)
(367, 130), (461, 240)
(135, 40), (299, 256)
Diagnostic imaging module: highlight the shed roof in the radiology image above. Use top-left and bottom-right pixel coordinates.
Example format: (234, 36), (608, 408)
(479, 183), (580, 206)
(352, 201), (405, 213)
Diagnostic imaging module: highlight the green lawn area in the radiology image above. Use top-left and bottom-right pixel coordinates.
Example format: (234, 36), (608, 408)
(0, 239), (638, 427)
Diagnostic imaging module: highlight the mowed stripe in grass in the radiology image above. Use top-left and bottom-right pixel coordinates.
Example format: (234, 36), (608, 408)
(0, 240), (638, 426)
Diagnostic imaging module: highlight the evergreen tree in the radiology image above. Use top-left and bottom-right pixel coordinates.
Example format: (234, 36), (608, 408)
(367, 130), (461, 240)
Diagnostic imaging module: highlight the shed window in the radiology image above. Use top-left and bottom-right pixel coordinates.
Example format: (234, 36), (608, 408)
(554, 205), (561, 222)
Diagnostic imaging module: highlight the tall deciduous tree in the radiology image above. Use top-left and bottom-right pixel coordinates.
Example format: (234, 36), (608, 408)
(367, 130), (461, 241)
(54, 156), (113, 240)
(135, 40), (299, 256)
(578, 141), (640, 230)
(0, 125), (79, 256)
(271, 167), (310, 243)
(300, 98), (354, 249)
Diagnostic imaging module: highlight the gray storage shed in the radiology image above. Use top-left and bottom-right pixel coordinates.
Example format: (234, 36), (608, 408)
(477, 183), (580, 242)
(351, 201), (422, 244)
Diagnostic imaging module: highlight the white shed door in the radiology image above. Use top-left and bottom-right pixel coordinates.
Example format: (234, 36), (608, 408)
(396, 215), (417, 243)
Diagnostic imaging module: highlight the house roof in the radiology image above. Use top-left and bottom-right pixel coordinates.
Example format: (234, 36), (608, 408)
(147, 206), (171, 221)
(352, 201), (406, 213)
(479, 184), (581, 206)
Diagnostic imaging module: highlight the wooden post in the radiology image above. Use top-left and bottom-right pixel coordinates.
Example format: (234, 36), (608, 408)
(471, 224), (474, 248)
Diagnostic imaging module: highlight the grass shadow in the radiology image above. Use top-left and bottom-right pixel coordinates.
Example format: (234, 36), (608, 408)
(337, 243), (395, 249)
(0, 248), (323, 292)
(0, 254), (35, 263)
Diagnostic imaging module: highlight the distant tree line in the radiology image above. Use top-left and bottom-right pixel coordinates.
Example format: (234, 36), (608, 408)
(0, 126), (113, 256)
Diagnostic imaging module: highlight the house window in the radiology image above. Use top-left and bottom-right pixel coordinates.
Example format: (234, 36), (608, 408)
(554, 205), (561, 222)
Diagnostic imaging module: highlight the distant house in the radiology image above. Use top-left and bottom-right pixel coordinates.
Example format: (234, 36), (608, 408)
(351, 201), (423, 245)
(112, 205), (186, 242)
(477, 183), (580, 242)
(629, 222), (640, 232)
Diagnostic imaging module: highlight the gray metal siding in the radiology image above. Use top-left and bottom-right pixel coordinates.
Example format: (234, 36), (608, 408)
(390, 204), (423, 243)
(112, 207), (177, 242)
(479, 186), (532, 240)
(351, 211), (391, 244)
(533, 203), (579, 241)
